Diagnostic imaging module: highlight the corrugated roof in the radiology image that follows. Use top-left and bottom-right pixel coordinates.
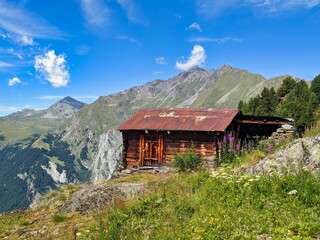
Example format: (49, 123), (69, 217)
(118, 108), (240, 132)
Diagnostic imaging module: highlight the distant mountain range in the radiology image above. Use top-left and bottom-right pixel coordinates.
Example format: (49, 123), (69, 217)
(0, 65), (302, 212)
(0, 96), (86, 148)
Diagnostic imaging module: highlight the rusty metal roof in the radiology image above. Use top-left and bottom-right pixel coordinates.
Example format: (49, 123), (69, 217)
(118, 108), (240, 132)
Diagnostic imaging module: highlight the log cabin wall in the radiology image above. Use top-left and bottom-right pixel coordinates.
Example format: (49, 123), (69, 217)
(162, 131), (216, 163)
(122, 131), (140, 168)
(122, 130), (218, 168)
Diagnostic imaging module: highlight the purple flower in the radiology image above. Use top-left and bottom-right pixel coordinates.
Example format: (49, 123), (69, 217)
(236, 143), (241, 153)
(223, 135), (227, 143)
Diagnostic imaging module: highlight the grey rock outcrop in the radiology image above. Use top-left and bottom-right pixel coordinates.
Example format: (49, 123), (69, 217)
(59, 182), (145, 214)
(245, 134), (320, 175)
(90, 130), (123, 183)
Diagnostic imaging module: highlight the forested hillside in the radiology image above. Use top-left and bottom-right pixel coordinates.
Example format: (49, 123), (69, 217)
(238, 75), (320, 133)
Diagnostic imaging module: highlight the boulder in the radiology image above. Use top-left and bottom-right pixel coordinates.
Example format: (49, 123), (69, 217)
(244, 134), (320, 175)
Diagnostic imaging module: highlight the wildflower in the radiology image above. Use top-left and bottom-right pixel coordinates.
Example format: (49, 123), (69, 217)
(236, 143), (241, 153)
(76, 232), (82, 236)
(223, 135), (227, 143)
(288, 190), (298, 195)
(248, 178), (254, 182)
(194, 228), (205, 233)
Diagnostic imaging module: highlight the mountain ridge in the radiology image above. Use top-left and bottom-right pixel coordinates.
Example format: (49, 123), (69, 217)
(0, 64), (305, 212)
(0, 96), (86, 147)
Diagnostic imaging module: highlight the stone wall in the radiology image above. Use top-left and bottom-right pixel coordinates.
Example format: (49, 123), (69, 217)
(268, 124), (295, 143)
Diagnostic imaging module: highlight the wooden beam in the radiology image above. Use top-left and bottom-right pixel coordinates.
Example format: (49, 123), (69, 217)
(235, 119), (293, 125)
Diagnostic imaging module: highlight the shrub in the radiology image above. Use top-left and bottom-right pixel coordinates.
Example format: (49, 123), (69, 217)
(172, 148), (204, 172)
(51, 213), (68, 223)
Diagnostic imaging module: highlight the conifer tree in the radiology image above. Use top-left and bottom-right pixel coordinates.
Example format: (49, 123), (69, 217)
(310, 74), (320, 105)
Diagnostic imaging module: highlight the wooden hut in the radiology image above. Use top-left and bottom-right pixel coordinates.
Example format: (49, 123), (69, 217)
(118, 108), (293, 168)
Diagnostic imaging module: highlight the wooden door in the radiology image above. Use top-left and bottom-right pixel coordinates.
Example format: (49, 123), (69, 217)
(139, 134), (163, 166)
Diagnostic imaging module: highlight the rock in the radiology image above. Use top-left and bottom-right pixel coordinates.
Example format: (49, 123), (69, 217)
(59, 182), (145, 215)
(244, 134), (320, 175)
(282, 124), (294, 130)
(91, 130), (123, 183)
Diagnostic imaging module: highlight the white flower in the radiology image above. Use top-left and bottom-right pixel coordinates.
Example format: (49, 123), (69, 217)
(288, 190), (298, 195)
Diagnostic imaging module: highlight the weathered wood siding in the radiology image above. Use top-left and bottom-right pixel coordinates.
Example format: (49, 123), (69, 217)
(162, 131), (216, 163)
(123, 130), (217, 167)
(122, 131), (140, 167)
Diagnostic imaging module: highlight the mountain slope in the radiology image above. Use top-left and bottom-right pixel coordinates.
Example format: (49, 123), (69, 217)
(60, 65), (295, 175)
(0, 97), (86, 148)
(0, 65), (303, 212)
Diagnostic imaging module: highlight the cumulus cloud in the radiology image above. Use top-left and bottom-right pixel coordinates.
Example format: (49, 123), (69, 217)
(176, 45), (206, 71)
(8, 77), (21, 86)
(155, 57), (167, 65)
(0, 0), (64, 45)
(188, 22), (202, 32)
(34, 50), (70, 88)
(80, 0), (109, 28)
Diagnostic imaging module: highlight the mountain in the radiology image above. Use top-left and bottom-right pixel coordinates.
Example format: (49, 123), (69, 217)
(0, 65), (303, 212)
(0, 96), (86, 148)
(60, 65), (298, 181)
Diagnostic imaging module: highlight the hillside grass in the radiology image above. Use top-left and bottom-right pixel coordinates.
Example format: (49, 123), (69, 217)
(92, 170), (320, 239)
(1, 169), (319, 239)
(1, 147), (319, 239)
(0, 118), (60, 148)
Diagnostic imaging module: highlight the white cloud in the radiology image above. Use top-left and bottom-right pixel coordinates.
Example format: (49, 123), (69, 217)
(37, 95), (65, 100)
(80, 0), (109, 28)
(188, 22), (202, 32)
(189, 36), (241, 43)
(155, 57), (167, 65)
(118, 35), (141, 45)
(0, 0), (64, 45)
(0, 61), (14, 68)
(8, 48), (23, 60)
(8, 77), (21, 86)
(248, 0), (320, 12)
(0, 105), (19, 113)
(176, 45), (206, 71)
(75, 45), (90, 55)
(116, 0), (144, 24)
(34, 50), (70, 88)
(74, 95), (99, 101)
(37, 95), (98, 101)
(196, 0), (320, 15)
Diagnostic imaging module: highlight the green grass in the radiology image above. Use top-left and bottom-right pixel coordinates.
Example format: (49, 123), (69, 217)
(0, 117), (60, 148)
(304, 119), (320, 138)
(91, 171), (320, 239)
(52, 213), (69, 223)
(47, 155), (65, 167)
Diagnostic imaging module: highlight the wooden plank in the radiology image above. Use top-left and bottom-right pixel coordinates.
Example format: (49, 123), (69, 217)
(235, 119), (291, 125)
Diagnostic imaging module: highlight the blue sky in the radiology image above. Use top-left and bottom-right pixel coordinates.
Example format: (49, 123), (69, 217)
(1, 0), (320, 116)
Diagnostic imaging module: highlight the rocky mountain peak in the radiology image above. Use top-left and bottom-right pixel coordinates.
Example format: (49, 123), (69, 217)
(57, 96), (86, 109)
(177, 66), (207, 79)
(213, 64), (234, 75)
(187, 66), (206, 73)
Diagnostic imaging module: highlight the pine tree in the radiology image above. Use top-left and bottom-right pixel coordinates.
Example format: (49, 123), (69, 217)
(310, 74), (320, 105)
(276, 76), (296, 98)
